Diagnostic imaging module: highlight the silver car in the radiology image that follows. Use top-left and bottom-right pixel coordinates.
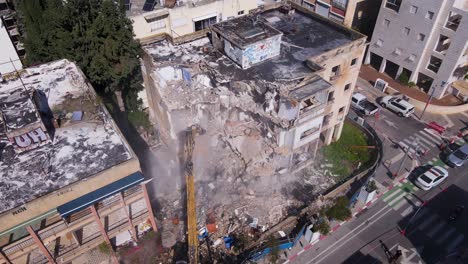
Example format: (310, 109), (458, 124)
(447, 144), (468, 167)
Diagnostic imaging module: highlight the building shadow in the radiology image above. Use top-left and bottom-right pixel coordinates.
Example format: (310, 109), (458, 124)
(396, 184), (468, 263)
(342, 250), (383, 264)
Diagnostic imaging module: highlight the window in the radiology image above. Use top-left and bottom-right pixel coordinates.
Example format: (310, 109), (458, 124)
(427, 56), (443, 73)
(300, 126), (320, 140)
(339, 106), (345, 113)
(332, 0), (348, 10)
(426, 11), (434, 20)
(435, 34), (451, 54)
(352, 97), (358, 103)
(194, 16), (217, 31)
(375, 39), (383, 47)
(391, 101), (405, 110)
(417, 33), (425, 41)
(383, 19), (390, 27)
(385, 0), (402, 13)
(344, 83), (351, 91)
(409, 5), (418, 14)
(328, 91), (335, 102)
(145, 16), (166, 32)
(303, 1), (315, 10)
(445, 11), (462, 31)
(238, 10), (244, 15)
(403, 27), (410, 36)
(351, 58), (357, 66)
(331, 65), (341, 77)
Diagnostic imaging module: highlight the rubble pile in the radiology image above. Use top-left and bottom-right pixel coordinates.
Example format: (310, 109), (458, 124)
(143, 36), (340, 253)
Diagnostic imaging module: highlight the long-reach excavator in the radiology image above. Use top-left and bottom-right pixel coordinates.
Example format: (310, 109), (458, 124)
(184, 126), (200, 264)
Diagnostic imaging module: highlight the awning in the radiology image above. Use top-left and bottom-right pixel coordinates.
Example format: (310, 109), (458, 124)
(57, 172), (145, 218)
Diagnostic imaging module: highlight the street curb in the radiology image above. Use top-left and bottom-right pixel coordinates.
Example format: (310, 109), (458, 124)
(283, 160), (420, 263)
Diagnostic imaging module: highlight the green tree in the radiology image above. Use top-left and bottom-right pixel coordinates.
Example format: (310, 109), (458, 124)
(17, 0), (143, 111)
(325, 196), (352, 221)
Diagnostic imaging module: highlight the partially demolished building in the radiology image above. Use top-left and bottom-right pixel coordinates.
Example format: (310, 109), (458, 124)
(0, 60), (157, 264)
(141, 3), (366, 244)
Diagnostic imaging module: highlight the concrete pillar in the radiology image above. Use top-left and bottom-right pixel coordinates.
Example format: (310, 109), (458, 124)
(364, 49), (371, 65)
(396, 66), (403, 79)
(332, 121), (344, 141)
(0, 251), (11, 264)
(379, 58), (387, 73)
(324, 126), (334, 145)
(26, 226), (56, 264)
(119, 193), (137, 241)
(142, 183), (158, 232)
(89, 206), (119, 264)
(409, 71), (418, 83)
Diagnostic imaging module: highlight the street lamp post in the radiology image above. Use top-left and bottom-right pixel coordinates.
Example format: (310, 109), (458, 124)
(419, 81), (446, 120)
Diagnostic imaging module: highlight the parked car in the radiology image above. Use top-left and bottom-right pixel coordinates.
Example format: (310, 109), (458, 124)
(380, 96), (415, 117)
(414, 166), (449, 191)
(447, 144), (468, 167)
(351, 93), (379, 116)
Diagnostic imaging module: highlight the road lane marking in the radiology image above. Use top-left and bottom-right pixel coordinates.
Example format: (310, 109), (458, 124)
(435, 227), (456, 244)
(394, 196), (412, 210)
(383, 189), (403, 203)
(401, 206), (415, 217)
(415, 133), (436, 147)
(419, 214), (438, 231)
(446, 234), (464, 253)
(442, 115), (454, 128)
(422, 128), (443, 143)
(427, 221), (446, 238)
(388, 192), (407, 206)
(306, 206), (394, 264)
(420, 130), (442, 145)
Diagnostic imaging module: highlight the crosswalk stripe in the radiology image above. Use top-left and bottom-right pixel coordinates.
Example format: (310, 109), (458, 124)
(411, 136), (432, 151)
(399, 141), (409, 150)
(404, 138), (415, 147)
(423, 128), (443, 143)
(427, 221), (446, 238)
(389, 192), (408, 206)
(419, 214), (439, 231)
(415, 133), (437, 147)
(420, 130), (442, 145)
(383, 189), (403, 203)
(401, 206), (415, 217)
(394, 195), (413, 210)
(435, 227), (456, 244)
(446, 234), (464, 253)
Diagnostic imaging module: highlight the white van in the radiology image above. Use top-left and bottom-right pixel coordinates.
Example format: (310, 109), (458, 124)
(380, 96), (415, 117)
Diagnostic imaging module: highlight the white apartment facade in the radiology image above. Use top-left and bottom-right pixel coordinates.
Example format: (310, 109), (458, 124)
(126, 0), (257, 44)
(365, 0), (468, 99)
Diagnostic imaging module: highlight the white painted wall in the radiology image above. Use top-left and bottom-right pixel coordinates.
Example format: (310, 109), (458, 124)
(0, 20), (22, 74)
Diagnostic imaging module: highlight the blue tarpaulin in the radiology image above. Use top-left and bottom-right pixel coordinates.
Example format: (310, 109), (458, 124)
(57, 172), (145, 218)
(181, 68), (191, 84)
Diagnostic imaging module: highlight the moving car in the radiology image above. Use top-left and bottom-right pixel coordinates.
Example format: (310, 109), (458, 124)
(380, 96), (415, 117)
(447, 144), (468, 167)
(414, 166), (449, 191)
(351, 93), (379, 116)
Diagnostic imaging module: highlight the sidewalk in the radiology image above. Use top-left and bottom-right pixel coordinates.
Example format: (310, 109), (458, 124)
(279, 146), (419, 264)
(359, 65), (462, 107)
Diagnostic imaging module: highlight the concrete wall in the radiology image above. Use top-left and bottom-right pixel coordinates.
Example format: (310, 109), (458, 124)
(0, 19), (22, 74)
(130, 0), (257, 42)
(241, 35), (282, 69)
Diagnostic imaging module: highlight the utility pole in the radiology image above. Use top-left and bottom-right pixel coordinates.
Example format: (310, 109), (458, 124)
(420, 81), (446, 120)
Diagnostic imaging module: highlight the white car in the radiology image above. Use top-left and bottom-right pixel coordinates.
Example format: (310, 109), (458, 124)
(414, 166), (449, 191)
(380, 96), (415, 117)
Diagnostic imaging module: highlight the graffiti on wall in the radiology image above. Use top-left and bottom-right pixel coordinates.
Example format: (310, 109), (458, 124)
(11, 127), (50, 152)
(242, 36), (281, 68)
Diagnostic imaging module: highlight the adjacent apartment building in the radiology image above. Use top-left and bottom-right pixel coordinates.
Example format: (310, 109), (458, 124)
(126, 0), (258, 44)
(0, 0), (24, 75)
(0, 60), (157, 264)
(291, 0), (383, 37)
(365, 0), (468, 99)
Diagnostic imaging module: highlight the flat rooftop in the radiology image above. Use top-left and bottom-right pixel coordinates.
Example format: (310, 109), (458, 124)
(145, 7), (360, 104)
(0, 59), (133, 213)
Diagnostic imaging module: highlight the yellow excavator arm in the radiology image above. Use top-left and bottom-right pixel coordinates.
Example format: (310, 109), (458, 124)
(185, 126), (198, 264)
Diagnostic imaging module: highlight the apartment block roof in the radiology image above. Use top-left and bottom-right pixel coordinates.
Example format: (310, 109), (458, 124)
(0, 59), (133, 213)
